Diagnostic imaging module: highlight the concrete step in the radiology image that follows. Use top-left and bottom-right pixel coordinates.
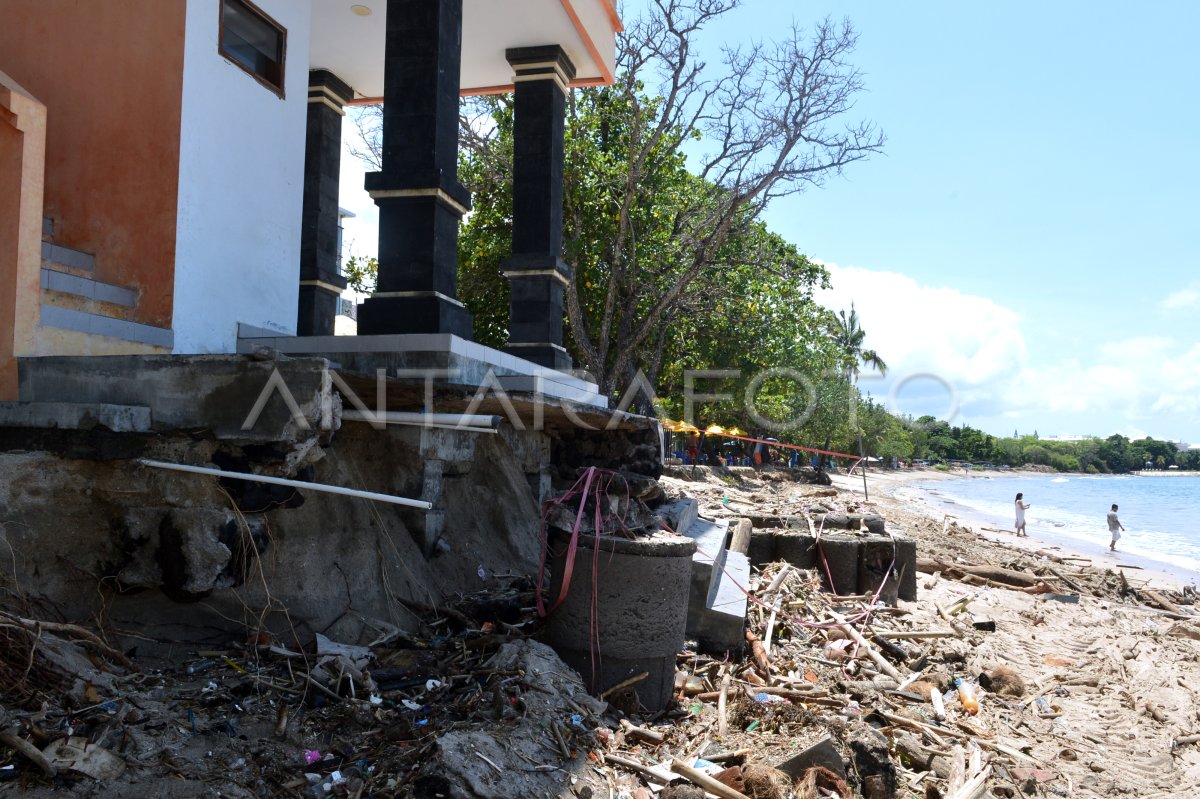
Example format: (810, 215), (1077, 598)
(37, 242), (170, 347)
(42, 241), (95, 275)
(41, 267), (138, 321)
(697, 549), (749, 656)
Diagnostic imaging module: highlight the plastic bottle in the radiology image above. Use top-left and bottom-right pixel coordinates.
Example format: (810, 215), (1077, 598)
(955, 678), (980, 715)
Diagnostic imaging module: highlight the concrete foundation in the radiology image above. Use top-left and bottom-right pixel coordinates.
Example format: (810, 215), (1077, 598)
(2, 353), (665, 652)
(542, 530), (694, 712)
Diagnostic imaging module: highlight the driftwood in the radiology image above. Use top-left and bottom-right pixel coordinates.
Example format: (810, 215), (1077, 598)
(718, 673), (730, 736)
(729, 518), (753, 555)
(829, 612), (903, 681)
(0, 611), (132, 669)
(871, 630), (957, 640)
(893, 731), (951, 778)
(1047, 566), (1086, 594)
(604, 753), (670, 784)
(1143, 589), (1189, 617)
(620, 718), (666, 745)
(917, 558), (1040, 588)
(601, 671), (649, 699)
(0, 729), (57, 777)
(671, 758), (751, 799)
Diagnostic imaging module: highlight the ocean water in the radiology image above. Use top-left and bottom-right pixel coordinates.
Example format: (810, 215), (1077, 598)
(912, 473), (1200, 583)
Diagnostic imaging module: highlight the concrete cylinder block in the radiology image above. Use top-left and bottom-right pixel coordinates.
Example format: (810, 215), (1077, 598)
(819, 512), (851, 530)
(543, 530), (695, 712)
(895, 536), (918, 601)
(814, 533), (860, 595)
(774, 532), (816, 570)
(747, 530), (777, 566)
(857, 535), (900, 606)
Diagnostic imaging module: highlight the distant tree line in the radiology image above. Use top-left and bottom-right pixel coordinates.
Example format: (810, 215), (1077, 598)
(900, 418), (1200, 473)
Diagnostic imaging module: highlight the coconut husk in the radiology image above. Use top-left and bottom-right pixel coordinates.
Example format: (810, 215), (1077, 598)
(742, 763), (793, 799)
(796, 765), (851, 799)
(979, 664), (1026, 697)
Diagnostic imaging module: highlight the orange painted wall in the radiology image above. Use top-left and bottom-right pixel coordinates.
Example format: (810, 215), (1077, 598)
(0, 0), (187, 328)
(0, 105), (27, 399)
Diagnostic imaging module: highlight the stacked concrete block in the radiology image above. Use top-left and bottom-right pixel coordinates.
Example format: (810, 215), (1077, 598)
(743, 515), (919, 604)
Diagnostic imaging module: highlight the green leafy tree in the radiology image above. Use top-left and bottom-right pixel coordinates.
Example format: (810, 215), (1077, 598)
(353, 1), (882, 397)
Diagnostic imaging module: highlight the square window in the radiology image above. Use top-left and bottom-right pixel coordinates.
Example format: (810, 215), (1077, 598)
(219, 0), (286, 96)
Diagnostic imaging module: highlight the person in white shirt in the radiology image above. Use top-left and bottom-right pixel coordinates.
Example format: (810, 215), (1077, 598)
(1014, 492), (1031, 537)
(1107, 504), (1125, 551)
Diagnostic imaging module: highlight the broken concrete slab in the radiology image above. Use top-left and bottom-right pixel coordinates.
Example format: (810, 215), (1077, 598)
(682, 517), (730, 640)
(697, 549), (749, 656)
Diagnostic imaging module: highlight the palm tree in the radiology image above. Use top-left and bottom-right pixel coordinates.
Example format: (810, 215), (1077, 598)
(819, 303), (887, 478)
(832, 303), (888, 379)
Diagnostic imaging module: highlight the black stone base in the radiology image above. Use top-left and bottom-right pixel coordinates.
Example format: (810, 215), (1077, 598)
(297, 284), (342, 336)
(503, 344), (572, 370)
(356, 294), (473, 339)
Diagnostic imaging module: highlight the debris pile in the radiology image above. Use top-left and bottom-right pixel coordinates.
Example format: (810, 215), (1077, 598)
(4, 465), (1199, 797)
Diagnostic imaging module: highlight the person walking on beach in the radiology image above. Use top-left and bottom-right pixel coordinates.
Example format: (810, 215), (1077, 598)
(1107, 503), (1125, 551)
(1014, 493), (1031, 536)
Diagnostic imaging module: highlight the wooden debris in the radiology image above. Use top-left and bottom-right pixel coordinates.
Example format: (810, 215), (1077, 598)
(745, 630), (771, 676)
(0, 729), (57, 777)
(621, 718), (666, 745)
(829, 611), (903, 681)
(602, 671), (650, 699)
(1143, 589), (1190, 617)
(670, 758), (752, 799)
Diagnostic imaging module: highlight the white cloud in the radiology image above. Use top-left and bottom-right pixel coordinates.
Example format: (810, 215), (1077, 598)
(1162, 284), (1200, 311)
(814, 262), (1200, 440)
(814, 263), (1028, 418)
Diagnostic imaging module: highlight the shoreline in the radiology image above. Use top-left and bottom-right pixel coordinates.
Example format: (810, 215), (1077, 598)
(829, 468), (1196, 591)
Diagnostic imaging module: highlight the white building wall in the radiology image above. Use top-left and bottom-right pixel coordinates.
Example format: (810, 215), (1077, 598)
(172, 0), (311, 353)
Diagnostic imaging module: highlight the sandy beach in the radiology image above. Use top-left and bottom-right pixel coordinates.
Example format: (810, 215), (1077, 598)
(659, 464), (1200, 798)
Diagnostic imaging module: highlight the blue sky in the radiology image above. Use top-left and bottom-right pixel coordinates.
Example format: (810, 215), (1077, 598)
(342, 1), (1200, 444)
(678, 0), (1200, 443)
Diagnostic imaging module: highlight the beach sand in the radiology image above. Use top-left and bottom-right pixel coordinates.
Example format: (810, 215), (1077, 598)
(661, 464), (1200, 798)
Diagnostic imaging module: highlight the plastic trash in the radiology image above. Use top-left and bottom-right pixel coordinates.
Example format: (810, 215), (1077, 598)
(955, 678), (980, 715)
(303, 749), (321, 766)
(753, 692), (788, 704)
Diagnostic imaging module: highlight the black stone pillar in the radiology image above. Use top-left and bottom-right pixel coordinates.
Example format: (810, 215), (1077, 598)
(357, 0), (473, 338)
(298, 70), (353, 335)
(502, 46), (576, 370)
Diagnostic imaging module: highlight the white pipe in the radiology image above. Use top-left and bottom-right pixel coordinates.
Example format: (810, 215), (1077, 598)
(341, 411), (501, 429)
(137, 459), (432, 510)
(341, 413), (497, 434)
